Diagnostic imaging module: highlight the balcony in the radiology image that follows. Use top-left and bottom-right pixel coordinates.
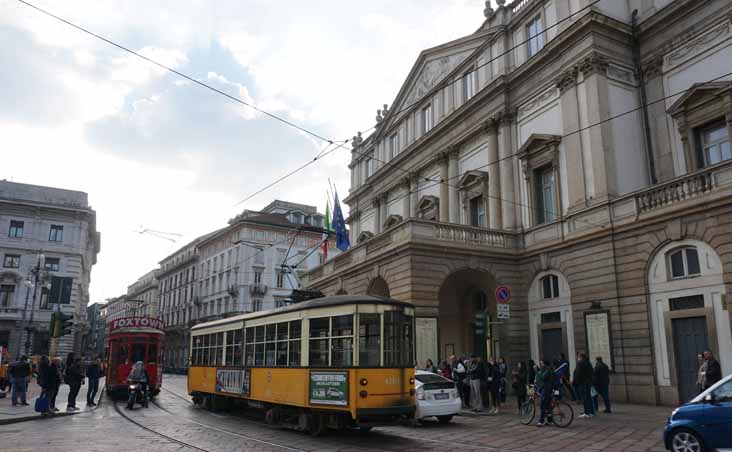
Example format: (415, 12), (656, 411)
(0, 306), (23, 320)
(306, 218), (518, 284)
(249, 283), (268, 296)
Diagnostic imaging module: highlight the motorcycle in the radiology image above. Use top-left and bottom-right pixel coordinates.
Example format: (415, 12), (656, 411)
(127, 381), (148, 410)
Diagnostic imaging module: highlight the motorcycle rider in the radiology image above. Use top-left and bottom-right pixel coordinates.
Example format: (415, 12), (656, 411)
(126, 361), (149, 409)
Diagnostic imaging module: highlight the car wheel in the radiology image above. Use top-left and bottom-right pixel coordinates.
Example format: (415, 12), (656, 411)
(670, 429), (704, 452)
(437, 415), (453, 424)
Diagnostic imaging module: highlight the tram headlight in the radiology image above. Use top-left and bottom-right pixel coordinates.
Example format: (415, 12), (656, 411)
(409, 378), (415, 385)
(359, 390), (368, 398)
(359, 378), (368, 386)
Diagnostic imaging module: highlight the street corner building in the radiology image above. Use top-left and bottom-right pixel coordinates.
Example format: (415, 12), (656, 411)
(304, 0), (732, 406)
(0, 180), (100, 358)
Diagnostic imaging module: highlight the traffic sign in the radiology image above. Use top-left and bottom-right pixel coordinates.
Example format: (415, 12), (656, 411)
(497, 303), (510, 320)
(495, 285), (511, 304)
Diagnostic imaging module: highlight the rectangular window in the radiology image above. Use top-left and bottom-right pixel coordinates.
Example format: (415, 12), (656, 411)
(309, 317), (330, 367)
(45, 257), (60, 272)
(48, 276), (73, 304)
(8, 220), (24, 238)
(383, 311), (414, 367)
(527, 16), (544, 57)
(359, 313), (380, 367)
(366, 158), (374, 178)
(3, 254), (20, 269)
(254, 271), (262, 284)
(462, 70), (476, 102)
(0, 284), (15, 308)
(700, 121), (731, 166)
(469, 196), (486, 227)
(534, 166), (557, 225)
(541, 312), (562, 324)
(669, 295), (705, 311)
(390, 133), (399, 159)
(49, 225), (64, 242)
(289, 320), (302, 366)
(422, 104), (433, 134)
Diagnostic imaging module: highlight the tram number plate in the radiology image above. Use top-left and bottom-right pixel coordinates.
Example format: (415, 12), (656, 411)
(434, 393), (449, 400)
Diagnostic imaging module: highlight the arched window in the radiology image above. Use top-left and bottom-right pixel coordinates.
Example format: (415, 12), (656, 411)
(541, 274), (559, 299)
(667, 247), (701, 279)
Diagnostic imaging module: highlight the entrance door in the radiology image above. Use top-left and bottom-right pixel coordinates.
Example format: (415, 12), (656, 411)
(541, 328), (563, 363)
(672, 316), (709, 403)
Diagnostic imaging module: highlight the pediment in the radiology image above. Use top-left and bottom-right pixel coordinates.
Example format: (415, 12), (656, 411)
(518, 134), (562, 158)
(383, 214), (404, 229)
(377, 31), (493, 135)
(667, 82), (732, 116)
(457, 170), (488, 190)
(417, 195), (439, 211)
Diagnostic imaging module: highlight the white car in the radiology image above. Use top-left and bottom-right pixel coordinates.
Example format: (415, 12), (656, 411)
(414, 370), (462, 423)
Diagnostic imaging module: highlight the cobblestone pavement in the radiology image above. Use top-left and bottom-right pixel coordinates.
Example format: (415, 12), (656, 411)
(0, 374), (673, 452)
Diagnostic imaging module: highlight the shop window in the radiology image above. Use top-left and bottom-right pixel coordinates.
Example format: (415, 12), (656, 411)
(668, 247), (701, 279)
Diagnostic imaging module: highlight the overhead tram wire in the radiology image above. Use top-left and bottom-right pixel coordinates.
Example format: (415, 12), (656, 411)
(348, 0), (605, 141)
(14, 0), (353, 206)
(344, 69), (732, 230)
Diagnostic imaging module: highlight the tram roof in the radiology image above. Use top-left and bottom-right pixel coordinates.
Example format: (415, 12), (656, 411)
(191, 295), (413, 331)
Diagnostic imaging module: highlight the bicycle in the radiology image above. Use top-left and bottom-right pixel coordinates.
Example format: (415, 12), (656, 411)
(519, 385), (574, 427)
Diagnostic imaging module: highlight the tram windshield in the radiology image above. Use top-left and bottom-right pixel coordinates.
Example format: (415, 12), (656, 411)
(130, 343), (146, 363)
(383, 310), (414, 367)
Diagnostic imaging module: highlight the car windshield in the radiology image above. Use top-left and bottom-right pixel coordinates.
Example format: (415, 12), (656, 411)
(415, 373), (448, 384)
(690, 375), (732, 403)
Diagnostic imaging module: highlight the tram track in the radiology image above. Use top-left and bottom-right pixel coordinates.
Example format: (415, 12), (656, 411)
(154, 385), (527, 452)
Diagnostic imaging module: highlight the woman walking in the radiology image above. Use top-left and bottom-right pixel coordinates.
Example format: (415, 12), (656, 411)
(512, 361), (528, 413)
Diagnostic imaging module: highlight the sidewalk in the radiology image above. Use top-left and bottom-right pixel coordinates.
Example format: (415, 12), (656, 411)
(0, 378), (104, 425)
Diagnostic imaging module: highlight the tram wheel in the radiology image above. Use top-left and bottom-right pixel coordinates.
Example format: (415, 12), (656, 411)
(309, 414), (325, 437)
(265, 408), (280, 425)
(297, 412), (310, 432)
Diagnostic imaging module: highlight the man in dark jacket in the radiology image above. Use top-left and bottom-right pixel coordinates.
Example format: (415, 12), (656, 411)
(573, 353), (595, 417)
(8, 355), (31, 406)
(592, 357), (611, 413)
(65, 353), (84, 411)
(86, 357), (102, 406)
(703, 350), (722, 390)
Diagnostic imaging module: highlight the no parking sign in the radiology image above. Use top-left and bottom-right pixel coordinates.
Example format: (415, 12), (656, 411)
(495, 285), (511, 319)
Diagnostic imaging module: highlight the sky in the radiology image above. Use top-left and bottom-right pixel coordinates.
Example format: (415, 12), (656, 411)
(1, 0), (491, 302)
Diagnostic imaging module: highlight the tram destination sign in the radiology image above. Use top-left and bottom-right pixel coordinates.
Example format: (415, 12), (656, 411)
(109, 317), (164, 332)
(309, 371), (348, 406)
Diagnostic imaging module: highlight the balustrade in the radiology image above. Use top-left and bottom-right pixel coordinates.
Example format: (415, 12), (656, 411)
(636, 170), (715, 214)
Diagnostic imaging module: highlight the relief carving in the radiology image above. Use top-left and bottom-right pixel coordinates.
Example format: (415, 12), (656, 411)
(667, 21), (731, 65)
(578, 53), (609, 77)
(606, 64), (634, 84)
(517, 87), (558, 120)
(405, 50), (473, 106)
(641, 55), (663, 80)
(555, 66), (578, 93)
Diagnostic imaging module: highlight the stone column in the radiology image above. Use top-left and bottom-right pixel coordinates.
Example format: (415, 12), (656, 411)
(498, 112), (515, 230)
(379, 193), (388, 229)
(439, 153), (450, 222)
(485, 118), (502, 229)
(481, 176), (490, 228)
(448, 147), (460, 223)
(402, 176), (412, 220)
(373, 197), (382, 234)
(410, 175), (419, 218)
(556, 66), (587, 211)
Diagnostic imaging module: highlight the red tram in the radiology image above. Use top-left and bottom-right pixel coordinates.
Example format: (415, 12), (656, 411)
(105, 317), (165, 397)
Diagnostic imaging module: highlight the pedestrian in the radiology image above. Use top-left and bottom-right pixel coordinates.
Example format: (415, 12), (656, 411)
(592, 357), (612, 413)
(535, 359), (555, 426)
(556, 353), (575, 401)
(695, 353), (706, 394)
(36, 355), (54, 414)
(487, 356), (501, 414)
(8, 355), (31, 406)
(527, 359), (537, 387)
(573, 353), (595, 418)
(467, 355), (484, 412)
(65, 353), (84, 411)
(512, 361), (528, 413)
(450, 355), (468, 407)
(498, 356), (508, 404)
(702, 350), (722, 390)
(86, 357), (102, 406)
(423, 358), (437, 373)
(48, 357), (62, 412)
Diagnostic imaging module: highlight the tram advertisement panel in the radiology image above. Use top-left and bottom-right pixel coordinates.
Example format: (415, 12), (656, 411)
(309, 371), (348, 406)
(216, 369), (250, 396)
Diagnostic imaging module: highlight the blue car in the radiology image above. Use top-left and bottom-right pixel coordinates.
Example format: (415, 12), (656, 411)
(664, 373), (732, 452)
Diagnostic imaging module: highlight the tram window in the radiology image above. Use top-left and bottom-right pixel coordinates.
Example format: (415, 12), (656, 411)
(288, 339), (301, 366)
(245, 344), (254, 366)
(276, 341), (288, 366)
(148, 342), (157, 364)
(309, 338), (329, 367)
(359, 314), (381, 366)
(276, 322), (289, 341)
(117, 344), (129, 365)
(131, 343), (146, 364)
(265, 342), (276, 366)
(331, 315), (353, 336)
(310, 317), (329, 338)
(255, 343), (264, 366)
(226, 344), (234, 365)
(290, 320), (301, 339)
(383, 311), (414, 367)
(255, 326), (264, 343)
(265, 324), (275, 342)
(214, 346), (223, 367)
(246, 328), (254, 344)
(202, 347), (209, 366)
(331, 337), (353, 367)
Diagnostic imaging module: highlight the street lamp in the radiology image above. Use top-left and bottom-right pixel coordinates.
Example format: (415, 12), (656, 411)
(20, 253), (51, 357)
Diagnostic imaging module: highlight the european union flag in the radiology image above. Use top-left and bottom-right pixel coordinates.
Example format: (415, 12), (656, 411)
(331, 192), (350, 252)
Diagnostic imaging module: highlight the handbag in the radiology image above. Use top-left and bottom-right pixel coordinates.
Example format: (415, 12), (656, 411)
(590, 386), (598, 398)
(34, 392), (49, 413)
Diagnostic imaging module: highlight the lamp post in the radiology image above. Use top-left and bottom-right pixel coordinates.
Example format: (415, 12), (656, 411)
(22, 253), (51, 357)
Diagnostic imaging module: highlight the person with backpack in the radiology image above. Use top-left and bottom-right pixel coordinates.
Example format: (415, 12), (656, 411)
(64, 353), (84, 411)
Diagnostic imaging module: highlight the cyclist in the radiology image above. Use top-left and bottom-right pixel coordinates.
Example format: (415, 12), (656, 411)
(534, 359), (556, 426)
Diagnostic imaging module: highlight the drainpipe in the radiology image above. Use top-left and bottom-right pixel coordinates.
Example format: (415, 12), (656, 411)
(632, 9), (658, 185)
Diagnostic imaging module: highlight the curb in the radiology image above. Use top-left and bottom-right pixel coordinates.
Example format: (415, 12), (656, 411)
(0, 389), (103, 426)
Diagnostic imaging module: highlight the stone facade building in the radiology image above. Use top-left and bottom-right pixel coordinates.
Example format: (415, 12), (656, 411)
(0, 181), (100, 358)
(82, 302), (105, 359)
(305, 0), (732, 406)
(126, 269), (160, 318)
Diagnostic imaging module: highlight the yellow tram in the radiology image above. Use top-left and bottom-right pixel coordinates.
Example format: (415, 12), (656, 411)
(187, 295), (416, 433)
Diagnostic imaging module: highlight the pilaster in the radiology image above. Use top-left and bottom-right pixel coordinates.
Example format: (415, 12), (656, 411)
(484, 118), (502, 229)
(438, 152), (450, 222)
(497, 111), (515, 230)
(448, 146), (460, 223)
(556, 65), (588, 211)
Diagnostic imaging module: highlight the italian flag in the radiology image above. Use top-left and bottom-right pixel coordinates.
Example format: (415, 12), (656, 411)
(322, 199), (333, 261)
